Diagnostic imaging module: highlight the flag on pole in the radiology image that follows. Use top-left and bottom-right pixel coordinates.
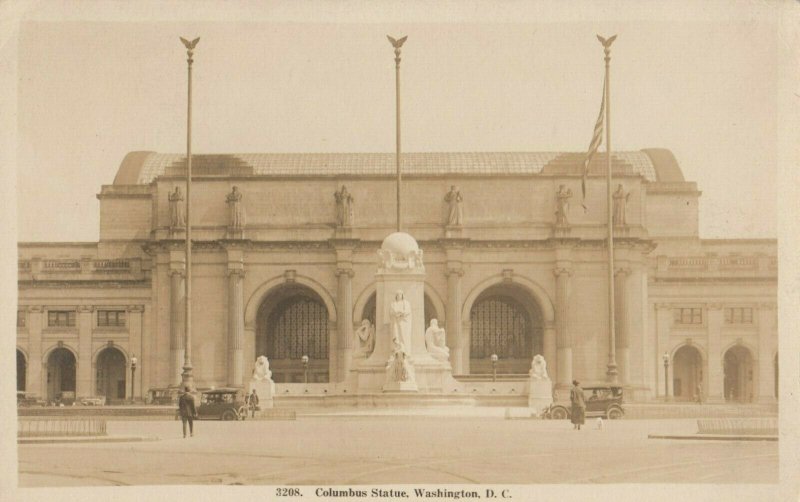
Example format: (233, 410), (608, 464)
(581, 76), (606, 208)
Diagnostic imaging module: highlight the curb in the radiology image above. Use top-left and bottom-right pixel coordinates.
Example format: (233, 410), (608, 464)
(648, 433), (777, 442)
(18, 435), (156, 445)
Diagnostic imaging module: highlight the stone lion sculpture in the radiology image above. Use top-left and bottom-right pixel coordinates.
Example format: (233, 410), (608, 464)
(252, 355), (273, 381)
(529, 354), (549, 380)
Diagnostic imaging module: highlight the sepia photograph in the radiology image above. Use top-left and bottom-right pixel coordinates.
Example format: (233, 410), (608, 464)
(2, 1), (798, 501)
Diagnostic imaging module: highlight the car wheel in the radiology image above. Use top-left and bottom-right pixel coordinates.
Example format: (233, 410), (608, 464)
(551, 407), (569, 420)
(607, 407), (623, 419)
(222, 409), (237, 421)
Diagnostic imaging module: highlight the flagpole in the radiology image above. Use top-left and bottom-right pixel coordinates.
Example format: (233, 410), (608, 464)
(388, 35), (407, 233)
(601, 35), (619, 383)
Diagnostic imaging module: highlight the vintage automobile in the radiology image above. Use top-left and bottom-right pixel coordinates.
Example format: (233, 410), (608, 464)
(146, 387), (182, 405)
(196, 388), (248, 421)
(546, 384), (625, 420)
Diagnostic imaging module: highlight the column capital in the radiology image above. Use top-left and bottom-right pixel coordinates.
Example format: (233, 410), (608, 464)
(78, 305), (95, 313)
(707, 302), (723, 311)
(614, 267), (632, 277)
(168, 268), (185, 278)
(227, 264), (245, 277)
(553, 267), (573, 278)
(127, 305), (145, 313)
(446, 267), (464, 278)
(335, 267), (355, 278)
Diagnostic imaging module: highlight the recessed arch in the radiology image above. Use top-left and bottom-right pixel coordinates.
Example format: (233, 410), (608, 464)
(671, 344), (705, 402)
(255, 283), (331, 383)
(95, 346), (127, 402)
(723, 344), (755, 403)
(16, 348), (27, 392)
(245, 273), (337, 330)
(462, 274), (554, 324)
(44, 347), (77, 403)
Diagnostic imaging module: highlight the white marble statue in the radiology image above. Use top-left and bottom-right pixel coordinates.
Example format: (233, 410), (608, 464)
(168, 186), (185, 228)
(444, 185), (463, 226)
(251, 355), (273, 381)
(354, 318), (375, 358)
(424, 319), (450, 362)
(226, 186), (245, 229)
(529, 354), (549, 380)
(390, 290), (412, 354)
(334, 185), (354, 227)
(612, 184), (630, 226)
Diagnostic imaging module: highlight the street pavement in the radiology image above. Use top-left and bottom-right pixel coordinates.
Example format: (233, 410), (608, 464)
(18, 416), (778, 486)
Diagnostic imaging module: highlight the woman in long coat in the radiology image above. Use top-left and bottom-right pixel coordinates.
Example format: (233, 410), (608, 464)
(570, 380), (586, 430)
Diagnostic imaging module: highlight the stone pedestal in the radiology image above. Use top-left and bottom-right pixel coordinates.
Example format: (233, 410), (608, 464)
(248, 379), (275, 409)
(528, 379), (553, 417)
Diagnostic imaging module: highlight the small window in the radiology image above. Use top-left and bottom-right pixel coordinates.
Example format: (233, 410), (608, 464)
(725, 307), (753, 324)
(97, 310), (126, 327)
(48, 310), (76, 327)
(674, 308), (702, 325)
(17, 310), (26, 328)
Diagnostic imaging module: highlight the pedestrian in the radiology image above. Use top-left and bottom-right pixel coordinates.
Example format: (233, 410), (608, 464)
(178, 386), (197, 438)
(249, 388), (259, 418)
(570, 380), (586, 430)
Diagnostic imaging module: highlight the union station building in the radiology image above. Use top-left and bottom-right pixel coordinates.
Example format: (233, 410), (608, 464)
(16, 149), (778, 404)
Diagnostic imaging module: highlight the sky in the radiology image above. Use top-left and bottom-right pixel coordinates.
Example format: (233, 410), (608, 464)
(11, 1), (783, 241)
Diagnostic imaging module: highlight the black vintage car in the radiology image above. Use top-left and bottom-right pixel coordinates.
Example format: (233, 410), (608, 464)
(196, 388), (248, 421)
(546, 385), (624, 420)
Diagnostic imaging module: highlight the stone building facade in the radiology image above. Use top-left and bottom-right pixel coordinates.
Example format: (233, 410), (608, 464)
(16, 149), (778, 403)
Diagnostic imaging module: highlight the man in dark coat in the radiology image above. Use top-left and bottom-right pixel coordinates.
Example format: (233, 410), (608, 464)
(249, 389), (259, 418)
(178, 386), (197, 438)
(570, 380), (586, 430)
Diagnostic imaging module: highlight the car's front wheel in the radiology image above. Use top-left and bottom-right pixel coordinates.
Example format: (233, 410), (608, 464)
(607, 406), (623, 419)
(221, 409), (237, 421)
(551, 406), (569, 420)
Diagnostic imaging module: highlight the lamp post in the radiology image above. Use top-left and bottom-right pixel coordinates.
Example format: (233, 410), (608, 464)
(662, 352), (670, 401)
(179, 36), (200, 392)
(491, 354), (498, 382)
(130, 355), (138, 404)
(301, 355), (309, 385)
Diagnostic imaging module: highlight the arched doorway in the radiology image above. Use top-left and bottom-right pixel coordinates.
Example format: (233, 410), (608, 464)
(469, 284), (543, 375)
(723, 345), (754, 403)
(96, 347), (127, 403)
(361, 292), (438, 328)
(17, 350), (27, 392)
(256, 285), (330, 383)
(46, 348), (76, 403)
(672, 345), (703, 402)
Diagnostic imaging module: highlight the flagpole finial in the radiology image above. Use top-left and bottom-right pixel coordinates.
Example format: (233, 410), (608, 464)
(597, 34), (617, 56)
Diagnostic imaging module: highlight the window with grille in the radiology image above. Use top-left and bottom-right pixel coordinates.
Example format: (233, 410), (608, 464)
(267, 297), (329, 360)
(48, 310), (76, 327)
(724, 307), (753, 324)
(97, 310), (126, 327)
(673, 308), (702, 325)
(469, 296), (540, 359)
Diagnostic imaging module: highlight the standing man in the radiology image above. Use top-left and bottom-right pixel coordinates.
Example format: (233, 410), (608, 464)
(249, 388), (259, 418)
(570, 380), (586, 430)
(178, 386), (197, 438)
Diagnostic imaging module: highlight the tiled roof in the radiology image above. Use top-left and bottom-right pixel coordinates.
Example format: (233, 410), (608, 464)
(127, 151), (660, 184)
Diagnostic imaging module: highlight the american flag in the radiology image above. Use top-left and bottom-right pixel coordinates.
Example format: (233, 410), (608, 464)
(582, 77), (606, 204)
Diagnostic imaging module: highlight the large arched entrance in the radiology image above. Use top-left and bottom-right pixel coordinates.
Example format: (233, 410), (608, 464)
(361, 292), (438, 328)
(672, 345), (703, 401)
(469, 284), (543, 375)
(256, 284), (330, 383)
(46, 348), (76, 403)
(723, 345), (754, 403)
(96, 347), (127, 403)
(17, 350), (27, 392)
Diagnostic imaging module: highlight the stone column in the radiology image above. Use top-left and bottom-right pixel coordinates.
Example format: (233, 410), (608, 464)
(128, 305), (144, 400)
(614, 267), (630, 385)
(446, 266), (464, 374)
(543, 321), (556, 381)
(336, 266), (355, 381)
(227, 266), (245, 387)
(26, 306), (43, 397)
(169, 266), (186, 387)
(757, 303), (777, 403)
(553, 267), (572, 387)
(77, 306), (93, 398)
(706, 304), (724, 403)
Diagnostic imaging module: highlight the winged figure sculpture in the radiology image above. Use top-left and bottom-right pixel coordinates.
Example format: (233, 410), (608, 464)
(180, 37), (201, 50)
(387, 35), (408, 49)
(596, 34), (617, 48)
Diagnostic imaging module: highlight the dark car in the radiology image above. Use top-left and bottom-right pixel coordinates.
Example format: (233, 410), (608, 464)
(546, 385), (624, 420)
(196, 388), (248, 421)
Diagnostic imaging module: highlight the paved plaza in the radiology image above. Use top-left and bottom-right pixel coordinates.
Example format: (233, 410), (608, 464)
(18, 415), (778, 486)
